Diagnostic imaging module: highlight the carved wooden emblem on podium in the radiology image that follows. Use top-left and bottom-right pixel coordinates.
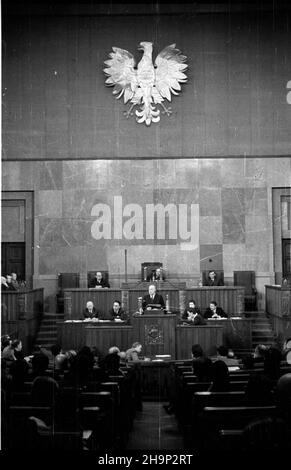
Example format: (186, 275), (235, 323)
(145, 324), (163, 345)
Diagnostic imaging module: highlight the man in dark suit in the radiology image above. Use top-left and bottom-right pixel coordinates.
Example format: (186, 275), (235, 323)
(204, 300), (228, 319)
(83, 301), (100, 319)
(142, 284), (165, 310)
(89, 271), (110, 288)
(147, 268), (165, 282)
(108, 300), (128, 322)
(204, 270), (224, 286)
(182, 300), (206, 325)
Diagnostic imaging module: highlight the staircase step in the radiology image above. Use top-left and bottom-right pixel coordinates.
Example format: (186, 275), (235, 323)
(39, 325), (58, 331)
(37, 331), (57, 338)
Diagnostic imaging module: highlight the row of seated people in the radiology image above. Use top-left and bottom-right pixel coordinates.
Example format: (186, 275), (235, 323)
(1, 272), (25, 291)
(1, 337), (143, 450)
(81, 296), (228, 322)
(170, 343), (291, 452)
(86, 270), (224, 287)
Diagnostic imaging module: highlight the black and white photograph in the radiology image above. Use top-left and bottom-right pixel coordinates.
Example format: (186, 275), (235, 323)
(1, 0), (291, 461)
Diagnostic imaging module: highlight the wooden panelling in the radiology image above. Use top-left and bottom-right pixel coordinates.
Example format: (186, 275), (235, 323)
(266, 285), (291, 317)
(184, 287), (245, 316)
(131, 314), (178, 358)
(1, 289), (44, 353)
(206, 318), (252, 350)
(85, 325), (133, 355)
(57, 322), (86, 351)
(176, 325), (223, 359)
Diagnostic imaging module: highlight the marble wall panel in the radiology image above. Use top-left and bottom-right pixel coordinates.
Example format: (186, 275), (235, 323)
(200, 244), (223, 271)
(199, 188), (222, 216)
(200, 216), (223, 245)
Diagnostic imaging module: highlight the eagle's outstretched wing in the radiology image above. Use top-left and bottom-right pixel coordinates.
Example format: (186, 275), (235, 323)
(154, 44), (188, 103)
(103, 47), (138, 103)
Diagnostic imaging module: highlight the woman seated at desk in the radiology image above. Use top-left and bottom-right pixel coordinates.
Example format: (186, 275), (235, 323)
(108, 300), (128, 322)
(204, 300), (228, 319)
(181, 300), (206, 325)
(82, 301), (101, 320)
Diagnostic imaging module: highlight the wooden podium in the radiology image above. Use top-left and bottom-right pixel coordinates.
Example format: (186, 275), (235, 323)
(131, 313), (178, 358)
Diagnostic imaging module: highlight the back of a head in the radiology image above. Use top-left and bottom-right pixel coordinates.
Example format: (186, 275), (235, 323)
(243, 417), (288, 451)
(10, 359), (29, 385)
(264, 347), (282, 378)
(31, 353), (49, 376)
(193, 356), (213, 382)
(31, 376), (59, 406)
(51, 344), (62, 357)
(132, 342), (141, 349)
(104, 353), (120, 375)
(211, 360), (229, 391)
(191, 344), (204, 358)
(108, 346), (120, 355)
(217, 345), (229, 357)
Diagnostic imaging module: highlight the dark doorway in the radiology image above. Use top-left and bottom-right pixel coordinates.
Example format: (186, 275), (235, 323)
(282, 239), (291, 279)
(1, 242), (26, 280)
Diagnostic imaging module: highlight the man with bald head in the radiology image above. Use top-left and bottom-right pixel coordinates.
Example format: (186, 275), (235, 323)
(142, 284), (165, 310)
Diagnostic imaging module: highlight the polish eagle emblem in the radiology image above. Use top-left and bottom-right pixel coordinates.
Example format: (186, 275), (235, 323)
(103, 41), (188, 126)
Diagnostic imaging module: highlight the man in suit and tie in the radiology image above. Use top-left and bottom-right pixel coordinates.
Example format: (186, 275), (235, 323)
(83, 301), (100, 320)
(204, 300), (228, 319)
(204, 270), (224, 286)
(89, 271), (110, 288)
(142, 284), (165, 310)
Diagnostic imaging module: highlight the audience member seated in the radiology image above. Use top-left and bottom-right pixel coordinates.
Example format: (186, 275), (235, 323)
(253, 344), (268, 364)
(276, 373), (291, 426)
(204, 301), (228, 319)
(208, 360), (230, 392)
(100, 346), (125, 377)
(30, 353), (50, 379)
(147, 268), (165, 282)
(82, 300), (100, 320)
(89, 271), (110, 288)
(1, 276), (9, 291)
(6, 274), (17, 291)
(243, 416), (290, 452)
(31, 375), (59, 408)
(50, 344), (67, 373)
(192, 344), (213, 381)
(10, 358), (29, 391)
(126, 342), (143, 362)
(66, 346), (95, 386)
(215, 345), (240, 367)
(204, 270), (224, 286)
(2, 340), (23, 363)
(182, 300), (206, 325)
(108, 300), (128, 322)
(142, 284), (165, 310)
(245, 347), (282, 406)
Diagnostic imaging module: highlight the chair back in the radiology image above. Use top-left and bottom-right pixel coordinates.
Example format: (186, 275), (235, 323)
(233, 271), (255, 295)
(58, 273), (80, 290)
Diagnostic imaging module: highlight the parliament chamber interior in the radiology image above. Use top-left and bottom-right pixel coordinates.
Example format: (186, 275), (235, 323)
(1, 0), (291, 457)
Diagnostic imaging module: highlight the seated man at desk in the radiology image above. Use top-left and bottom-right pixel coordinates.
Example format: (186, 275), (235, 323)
(142, 284), (165, 310)
(147, 268), (165, 282)
(108, 300), (128, 322)
(83, 301), (100, 320)
(89, 271), (110, 288)
(126, 342), (142, 362)
(204, 270), (224, 286)
(204, 300), (228, 319)
(182, 299), (206, 325)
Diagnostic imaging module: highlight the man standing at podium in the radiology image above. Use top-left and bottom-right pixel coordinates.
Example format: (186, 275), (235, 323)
(142, 284), (165, 310)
